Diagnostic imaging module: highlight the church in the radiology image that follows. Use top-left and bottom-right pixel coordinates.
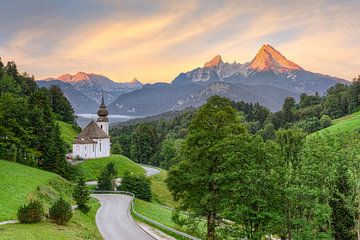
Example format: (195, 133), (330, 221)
(72, 96), (111, 159)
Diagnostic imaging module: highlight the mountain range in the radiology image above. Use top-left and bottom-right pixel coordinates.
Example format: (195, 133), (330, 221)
(37, 44), (348, 116)
(37, 72), (142, 113)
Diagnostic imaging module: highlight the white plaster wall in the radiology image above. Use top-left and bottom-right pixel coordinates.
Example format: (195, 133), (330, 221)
(94, 138), (110, 158)
(73, 143), (96, 159)
(97, 121), (109, 135)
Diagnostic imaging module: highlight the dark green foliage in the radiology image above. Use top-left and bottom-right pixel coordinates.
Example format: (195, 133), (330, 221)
(258, 122), (276, 140)
(73, 176), (90, 213)
(282, 96), (296, 122)
(0, 57), (77, 179)
(48, 85), (76, 125)
(111, 142), (123, 154)
(120, 173), (152, 201)
(330, 166), (355, 240)
(97, 162), (117, 190)
(49, 198), (73, 225)
(294, 117), (321, 133)
(17, 200), (45, 224)
(320, 114), (332, 128)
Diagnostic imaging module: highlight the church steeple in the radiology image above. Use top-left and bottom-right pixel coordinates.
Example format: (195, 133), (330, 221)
(97, 93), (109, 123)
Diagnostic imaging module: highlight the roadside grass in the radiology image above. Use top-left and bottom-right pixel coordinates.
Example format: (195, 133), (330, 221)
(0, 160), (73, 221)
(149, 169), (178, 208)
(133, 198), (206, 238)
(313, 111), (360, 136)
(78, 154), (146, 181)
(0, 200), (101, 240)
(56, 120), (79, 150)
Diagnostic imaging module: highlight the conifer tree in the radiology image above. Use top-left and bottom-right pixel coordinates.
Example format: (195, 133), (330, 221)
(73, 175), (90, 213)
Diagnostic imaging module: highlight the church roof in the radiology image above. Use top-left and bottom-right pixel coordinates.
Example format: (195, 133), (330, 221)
(74, 120), (109, 144)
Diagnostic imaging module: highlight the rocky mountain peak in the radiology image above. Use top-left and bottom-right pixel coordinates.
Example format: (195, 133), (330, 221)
(249, 44), (303, 73)
(204, 55), (223, 68)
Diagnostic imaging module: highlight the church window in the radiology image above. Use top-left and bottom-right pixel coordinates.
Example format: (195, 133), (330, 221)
(101, 125), (103, 129)
(93, 144), (95, 152)
(100, 143), (102, 152)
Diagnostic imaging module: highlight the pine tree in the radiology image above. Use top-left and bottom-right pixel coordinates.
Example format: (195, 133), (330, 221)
(73, 176), (90, 213)
(97, 168), (113, 191)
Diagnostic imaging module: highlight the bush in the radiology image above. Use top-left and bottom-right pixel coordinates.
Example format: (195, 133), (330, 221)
(111, 143), (123, 154)
(49, 198), (73, 225)
(119, 173), (152, 201)
(320, 114), (332, 128)
(17, 200), (44, 224)
(73, 175), (90, 213)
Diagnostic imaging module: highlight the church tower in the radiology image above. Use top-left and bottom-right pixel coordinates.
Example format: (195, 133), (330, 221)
(96, 94), (109, 134)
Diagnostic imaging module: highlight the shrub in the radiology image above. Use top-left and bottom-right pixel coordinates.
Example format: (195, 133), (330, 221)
(320, 114), (332, 128)
(49, 198), (73, 225)
(111, 143), (123, 154)
(119, 173), (152, 201)
(17, 200), (44, 224)
(73, 175), (90, 213)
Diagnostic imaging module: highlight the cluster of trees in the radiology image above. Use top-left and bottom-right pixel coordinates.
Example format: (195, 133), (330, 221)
(0, 58), (77, 180)
(110, 109), (195, 169)
(167, 96), (360, 240)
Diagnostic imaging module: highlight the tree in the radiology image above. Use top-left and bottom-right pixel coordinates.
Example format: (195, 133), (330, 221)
(282, 97), (296, 123)
(159, 138), (182, 170)
(120, 173), (152, 201)
(73, 175), (90, 213)
(167, 96), (243, 240)
(111, 143), (123, 154)
(48, 85), (76, 125)
(49, 198), (73, 225)
(330, 165), (355, 240)
(320, 115), (332, 128)
(97, 166), (114, 191)
(105, 162), (117, 177)
(258, 122), (275, 140)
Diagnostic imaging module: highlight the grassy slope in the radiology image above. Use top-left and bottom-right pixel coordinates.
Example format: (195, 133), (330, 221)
(0, 160), (73, 221)
(150, 169), (178, 208)
(313, 111), (360, 136)
(56, 120), (79, 149)
(0, 200), (101, 240)
(78, 154), (146, 181)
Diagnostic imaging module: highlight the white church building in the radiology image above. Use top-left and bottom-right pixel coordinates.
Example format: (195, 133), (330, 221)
(72, 96), (110, 159)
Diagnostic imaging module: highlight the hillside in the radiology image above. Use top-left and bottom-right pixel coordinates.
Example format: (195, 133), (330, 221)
(0, 160), (73, 221)
(313, 111), (360, 136)
(78, 154), (146, 181)
(57, 120), (79, 149)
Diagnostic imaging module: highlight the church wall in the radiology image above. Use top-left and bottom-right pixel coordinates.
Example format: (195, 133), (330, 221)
(96, 121), (109, 135)
(94, 138), (110, 158)
(73, 143), (96, 159)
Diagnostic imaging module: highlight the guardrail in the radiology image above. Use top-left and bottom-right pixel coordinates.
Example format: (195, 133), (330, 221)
(90, 190), (201, 240)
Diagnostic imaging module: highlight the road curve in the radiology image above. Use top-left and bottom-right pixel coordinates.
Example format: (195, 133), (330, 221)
(92, 194), (154, 240)
(141, 165), (161, 176)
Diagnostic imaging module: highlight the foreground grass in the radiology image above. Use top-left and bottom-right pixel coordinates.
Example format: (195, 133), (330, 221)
(150, 169), (178, 208)
(134, 199), (206, 238)
(0, 160), (73, 221)
(78, 154), (146, 181)
(314, 111), (360, 136)
(0, 200), (101, 240)
(56, 120), (79, 150)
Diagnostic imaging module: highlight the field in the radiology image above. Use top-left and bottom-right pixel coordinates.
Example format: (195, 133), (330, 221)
(78, 154), (146, 181)
(314, 111), (360, 136)
(0, 200), (101, 240)
(56, 120), (79, 149)
(0, 160), (73, 221)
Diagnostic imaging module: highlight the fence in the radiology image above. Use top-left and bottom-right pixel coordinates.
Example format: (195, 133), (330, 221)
(91, 190), (200, 240)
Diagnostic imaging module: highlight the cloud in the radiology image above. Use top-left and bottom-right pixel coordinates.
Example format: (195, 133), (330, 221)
(1, 0), (360, 82)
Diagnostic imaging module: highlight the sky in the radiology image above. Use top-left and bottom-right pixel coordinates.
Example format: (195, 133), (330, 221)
(1, 0), (360, 83)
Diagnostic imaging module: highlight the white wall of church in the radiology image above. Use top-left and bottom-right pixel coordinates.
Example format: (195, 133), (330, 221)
(94, 138), (110, 158)
(96, 121), (109, 134)
(73, 143), (96, 159)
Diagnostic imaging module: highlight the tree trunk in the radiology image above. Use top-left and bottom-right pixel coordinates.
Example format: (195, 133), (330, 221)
(207, 211), (216, 240)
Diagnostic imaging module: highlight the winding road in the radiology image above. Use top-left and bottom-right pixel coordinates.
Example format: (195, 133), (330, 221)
(92, 165), (161, 240)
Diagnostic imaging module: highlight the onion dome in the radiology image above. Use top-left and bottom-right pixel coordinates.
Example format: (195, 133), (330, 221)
(97, 94), (109, 122)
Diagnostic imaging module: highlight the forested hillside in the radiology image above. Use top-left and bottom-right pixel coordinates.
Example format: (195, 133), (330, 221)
(110, 76), (360, 170)
(0, 58), (77, 180)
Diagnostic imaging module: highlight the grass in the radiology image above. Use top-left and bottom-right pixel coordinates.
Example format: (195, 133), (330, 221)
(56, 120), (79, 150)
(0, 160), (73, 221)
(150, 169), (178, 208)
(133, 199), (206, 238)
(0, 200), (102, 240)
(78, 154), (146, 181)
(313, 111), (360, 137)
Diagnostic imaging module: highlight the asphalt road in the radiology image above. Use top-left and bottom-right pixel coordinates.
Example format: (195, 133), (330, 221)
(141, 165), (161, 176)
(92, 194), (154, 240)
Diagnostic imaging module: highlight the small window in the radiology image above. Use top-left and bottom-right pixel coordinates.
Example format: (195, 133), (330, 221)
(100, 143), (102, 152)
(93, 144), (95, 152)
(101, 125), (103, 129)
